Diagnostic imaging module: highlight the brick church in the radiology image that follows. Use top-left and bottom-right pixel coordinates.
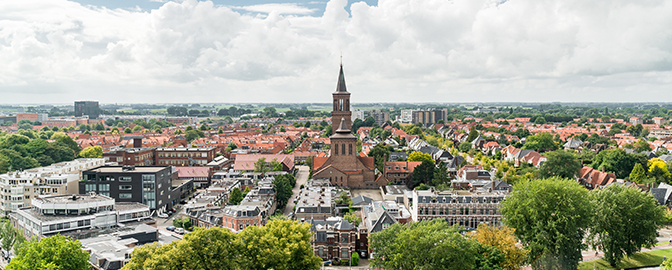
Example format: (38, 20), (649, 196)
(312, 65), (385, 188)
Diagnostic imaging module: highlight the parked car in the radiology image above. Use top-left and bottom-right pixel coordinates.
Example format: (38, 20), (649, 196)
(175, 228), (185, 234)
(166, 226), (176, 231)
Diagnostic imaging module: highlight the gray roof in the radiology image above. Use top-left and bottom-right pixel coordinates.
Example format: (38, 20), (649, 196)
(351, 195), (373, 206)
(418, 146), (441, 155)
(334, 65), (348, 93)
(564, 138), (583, 149)
(659, 155), (672, 163)
(652, 188), (667, 205)
(334, 219), (354, 231)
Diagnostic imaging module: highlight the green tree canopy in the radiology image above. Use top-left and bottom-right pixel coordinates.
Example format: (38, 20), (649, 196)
(408, 151), (433, 162)
(501, 177), (592, 270)
(229, 187), (243, 205)
(521, 132), (556, 152)
(629, 163), (647, 183)
(409, 160), (435, 189)
(590, 149), (648, 179)
(539, 150), (581, 179)
(7, 235), (89, 270)
(369, 144), (391, 172)
(78, 146), (103, 158)
(369, 219), (479, 270)
(590, 184), (665, 266)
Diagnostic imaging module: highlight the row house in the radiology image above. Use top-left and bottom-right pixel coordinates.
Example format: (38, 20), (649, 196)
(411, 189), (507, 229)
(308, 217), (357, 263)
(578, 166), (617, 190)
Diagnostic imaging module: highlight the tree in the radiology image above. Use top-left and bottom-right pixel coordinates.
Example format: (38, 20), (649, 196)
(237, 219), (321, 270)
(409, 160), (435, 189)
(184, 129), (203, 142)
(590, 184), (665, 266)
(123, 227), (241, 270)
(501, 177), (592, 270)
(539, 150), (581, 179)
(254, 157), (269, 175)
(472, 224), (528, 270)
(78, 146), (103, 158)
(229, 187), (243, 205)
(0, 221), (24, 253)
(629, 163), (647, 183)
(225, 142), (237, 152)
(269, 159), (283, 171)
(369, 144), (391, 172)
(633, 140), (652, 152)
(432, 161), (450, 187)
(521, 132), (556, 152)
(466, 128), (479, 143)
(590, 149), (648, 179)
(343, 212), (362, 227)
(273, 175), (293, 209)
(458, 142), (472, 153)
(648, 157), (671, 182)
(408, 151), (433, 162)
(369, 219), (478, 270)
(7, 235), (89, 270)
(172, 216), (193, 229)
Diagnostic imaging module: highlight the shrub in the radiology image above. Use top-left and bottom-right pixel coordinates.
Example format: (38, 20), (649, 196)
(351, 252), (359, 266)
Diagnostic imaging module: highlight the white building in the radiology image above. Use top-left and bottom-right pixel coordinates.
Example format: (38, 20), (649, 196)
(11, 193), (150, 239)
(0, 158), (105, 215)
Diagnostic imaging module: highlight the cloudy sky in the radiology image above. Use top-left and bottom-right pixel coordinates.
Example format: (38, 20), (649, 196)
(1, 0), (671, 104)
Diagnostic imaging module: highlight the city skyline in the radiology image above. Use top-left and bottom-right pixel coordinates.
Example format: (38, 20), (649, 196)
(1, 0), (671, 104)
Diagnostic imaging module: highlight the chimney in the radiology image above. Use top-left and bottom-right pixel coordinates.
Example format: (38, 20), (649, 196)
(133, 137), (142, 148)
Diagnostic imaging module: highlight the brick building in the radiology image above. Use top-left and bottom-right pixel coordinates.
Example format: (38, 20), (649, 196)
(384, 161), (422, 185)
(411, 189), (506, 229)
(312, 65), (379, 188)
(155, 147), (216, 166)
(308, 217), (357, 263)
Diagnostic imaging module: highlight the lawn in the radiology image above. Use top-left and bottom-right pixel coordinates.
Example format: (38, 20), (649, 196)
(578, 248), (672, 270)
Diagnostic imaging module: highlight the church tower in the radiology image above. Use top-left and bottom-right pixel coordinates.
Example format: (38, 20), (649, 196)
(331, 64), (352, 132)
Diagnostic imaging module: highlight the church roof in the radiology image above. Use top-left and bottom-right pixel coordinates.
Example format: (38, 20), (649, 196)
(330, 118), (356, 139)
(334, 64), (348, 93)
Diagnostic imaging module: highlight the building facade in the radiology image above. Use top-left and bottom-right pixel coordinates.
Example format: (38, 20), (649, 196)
(10, 194), (151, 239)
(312, 65), (379, 188)
(411, 189), (506, 229)
(0, 158), (105, 215)
(75, 101), (100, 119)
(308, 217), (357, 263)
(155, 147), (216, 166)
(80, 166), (178, 212)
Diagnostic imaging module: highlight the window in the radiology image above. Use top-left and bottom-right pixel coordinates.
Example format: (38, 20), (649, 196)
(120, 193), (132, 199)
(85, 184), (96, 192)
(119, 176), (132, 182)
(334, 144), (339, 155)
(98, 184), (110, 191)
(120, 185), (132, 190)
(348, 144), (352, 155)
(341, 234), (349, 243)
(318, 247), (324, 257)
(341, 144), (345, 156)
(341, 248), (349, 260)
(99, 192), (110, 197)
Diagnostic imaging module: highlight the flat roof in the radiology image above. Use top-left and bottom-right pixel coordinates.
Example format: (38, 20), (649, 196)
(85, 166), (169, 173)
(35, 194), (112, 204)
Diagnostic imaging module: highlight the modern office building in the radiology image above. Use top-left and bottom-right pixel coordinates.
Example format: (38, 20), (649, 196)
(80, 166), (179, 212)
(75, 101), (100, 119)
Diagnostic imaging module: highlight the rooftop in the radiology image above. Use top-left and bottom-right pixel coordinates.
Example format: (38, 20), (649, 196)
(85, 166), (169, 173)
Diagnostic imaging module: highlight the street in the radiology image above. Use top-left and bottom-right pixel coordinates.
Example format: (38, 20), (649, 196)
(284, 165), (310, 215)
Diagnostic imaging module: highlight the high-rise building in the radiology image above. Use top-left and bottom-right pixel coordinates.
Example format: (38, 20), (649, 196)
(369, 110), (390, 126)
(74, 101), (100, 119)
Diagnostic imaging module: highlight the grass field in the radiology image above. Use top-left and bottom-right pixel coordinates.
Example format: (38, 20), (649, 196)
(578, 248), (672, 270)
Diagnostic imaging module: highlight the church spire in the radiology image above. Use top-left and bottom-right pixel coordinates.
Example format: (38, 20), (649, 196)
(335, 64), (348, 93)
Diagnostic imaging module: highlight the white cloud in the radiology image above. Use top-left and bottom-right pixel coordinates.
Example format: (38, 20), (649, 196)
(0, 0), (671, 104)
(231, 3), (317, 15)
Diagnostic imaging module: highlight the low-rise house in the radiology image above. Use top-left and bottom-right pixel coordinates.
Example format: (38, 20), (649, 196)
(308, 217), (357, 263)
(383, 161), (423, 185)
(578, 166), (617, 190)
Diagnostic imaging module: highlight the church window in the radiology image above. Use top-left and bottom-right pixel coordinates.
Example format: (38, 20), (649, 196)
(349, 144), (353, 155)
(341, 144), (345, 156)
(334, 144), (338, 155)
